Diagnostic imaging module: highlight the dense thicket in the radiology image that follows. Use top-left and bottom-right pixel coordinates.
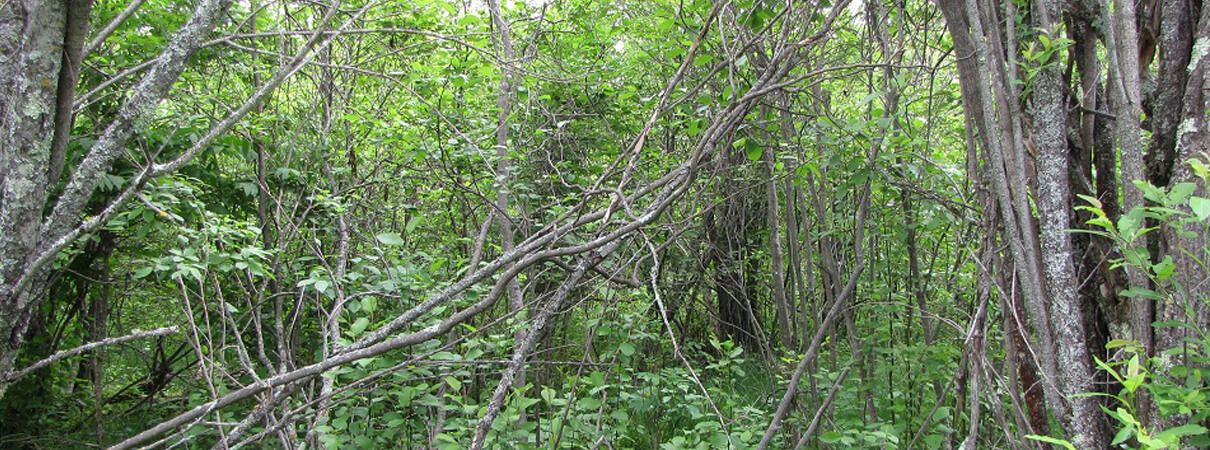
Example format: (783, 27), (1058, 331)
(0, 0), (1207, 448)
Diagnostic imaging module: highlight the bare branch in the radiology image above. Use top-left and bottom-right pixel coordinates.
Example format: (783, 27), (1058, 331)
(6, 326), (179, 382)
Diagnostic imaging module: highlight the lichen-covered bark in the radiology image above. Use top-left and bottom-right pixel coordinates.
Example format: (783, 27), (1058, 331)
(941, 0), (1068, 423)
(938, 0), (1113, 445)
(1029, 0), (1104, 444)
(0, 0), (27, 191)
(1159, 0), (1210, 381)
(1145, 0), (1194, 187)
(0, 0), (235, 399)
(1101, 0), (1154, 353)
(0, 0), (69, 400)
(41, 0), (235, 243)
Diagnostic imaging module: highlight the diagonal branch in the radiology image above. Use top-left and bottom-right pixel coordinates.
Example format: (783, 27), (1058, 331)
(5, 326), (178, 382)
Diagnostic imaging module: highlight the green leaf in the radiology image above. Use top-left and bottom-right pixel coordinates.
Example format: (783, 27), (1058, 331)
(1111, 424), (1135, 446)
(820, 431), (843, 444)
(1190, 434), (1210, 447)
(619, 342), (636, 356)
(444, 376), (462, 391)
(1105, 339), (1137, 350)
(924, 435), (945, 448)
(932, 406), (951, 421)
(1189, 158), (1210, 181)
(1076, 194), (1103, 210)
(1153, 255), (1176, 281)
(1025, 434), (1076, 450)
(350, 317), (369, 335)
(1112, 407), (1138, 427)
(1134, 180), (1165, 203)
(406, 216), (422, 234)
(1119, 287), (1162, 300)
(1122, 355), (1145, 394)
(1169, 182), (1197, 203)
(376, 232), (406, 246)
(744, 139), (762, 162)
(1119, 206), (1146, 240)
(133, 267), (154, 279)
(1155, 424), (1208, 440)
(1190, 197), (1210, 221)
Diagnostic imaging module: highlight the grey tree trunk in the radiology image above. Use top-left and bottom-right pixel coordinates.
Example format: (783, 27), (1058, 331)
(763, 114), (793, 349)
(0, 0), (71, 398)
(936, 0), (1111, 445)
(0, 0), (274, 400)
(1028, 1), (1103, 445)
(1158, 3), (1210, 433)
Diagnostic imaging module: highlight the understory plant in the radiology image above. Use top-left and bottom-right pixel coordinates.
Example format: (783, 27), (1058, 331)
(1058, 156), (1210, 448)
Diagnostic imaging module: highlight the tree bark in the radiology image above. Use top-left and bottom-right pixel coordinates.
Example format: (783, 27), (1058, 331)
(1029, 1), (1105, 446)
(937, 0), (1109, 445)
(1158, 0), (1210, 404)
(0, 0), (297, 399)
(0, 0), (71, 398)
(763, 117), (792, 349)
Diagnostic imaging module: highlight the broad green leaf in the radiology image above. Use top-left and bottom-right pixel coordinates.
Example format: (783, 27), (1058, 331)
(1190, 197), (1210, 221)
(350, 317), (369, 335)
(932, 406), (951, 421)
(1153, 255), (1176, 281)
(1118, 206), (1145, 240)
(820, 432), (843, 444)
(444, 376), (462, 391)
(1134, 180), (1165, 203)
(1111, 424), (1135, 446)
(376, 232), (406, 246)
(133, 267), (154, 279)
(1169, 182), (1197, 203)
(744, 139), (762, 162)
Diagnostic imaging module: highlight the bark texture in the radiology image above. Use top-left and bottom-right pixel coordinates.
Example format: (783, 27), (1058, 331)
(0, 0), (235, 398)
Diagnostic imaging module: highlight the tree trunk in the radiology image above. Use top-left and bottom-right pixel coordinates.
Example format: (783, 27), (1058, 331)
(937, 0), (1110, 445)
(763, 116), (793, 350)
(0, 0), (70, 398)
(1158, 4), (1210, 435)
